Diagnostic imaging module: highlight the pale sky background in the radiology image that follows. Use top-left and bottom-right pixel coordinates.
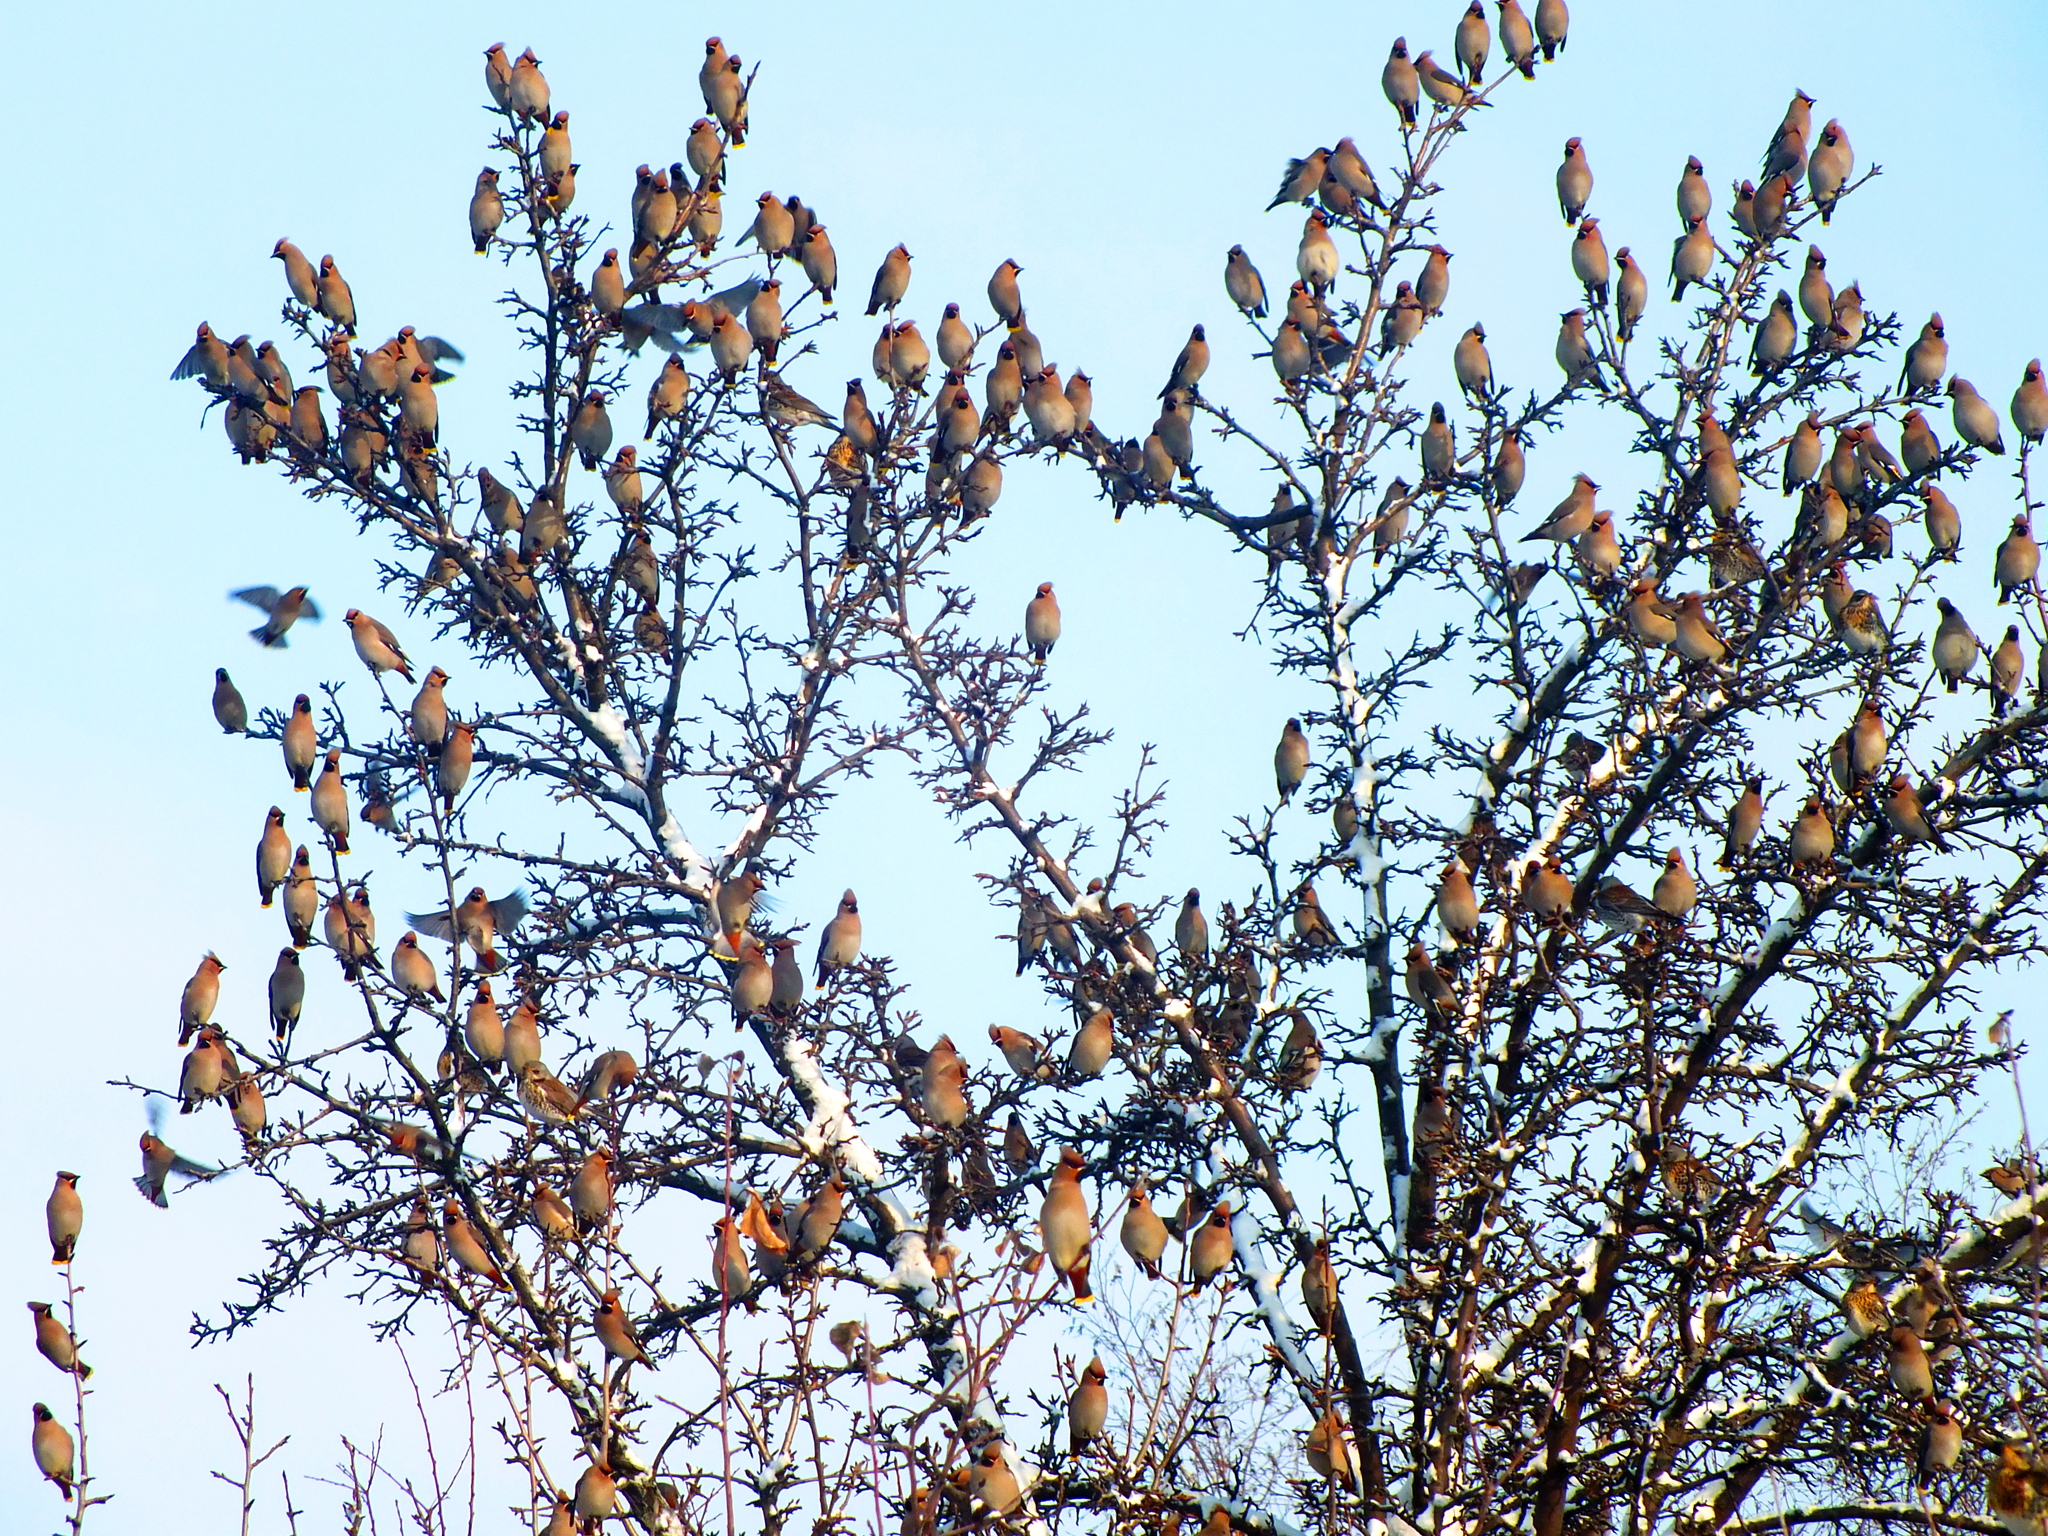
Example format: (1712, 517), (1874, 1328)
(6, 1), (2048, 1529)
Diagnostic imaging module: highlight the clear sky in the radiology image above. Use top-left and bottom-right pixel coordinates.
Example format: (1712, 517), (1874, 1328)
(6, 0), (2048, 1528)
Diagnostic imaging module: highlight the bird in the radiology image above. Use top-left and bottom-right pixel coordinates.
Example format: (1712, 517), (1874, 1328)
(989, 1026), (1044, 1080)
(1275, 718), (1311, 804)
(1883, 776), (1947, 852)
(234, 585), (320, 647)
(1522, 474), (1598, 543)
(1297, 211), (1340, 293)
(29, 1303), (89, 1379)
(1067, 1008), (1113, 1080)
(1886, 1325), (1934, 1401)
(1413, 51), (1471, 110)
(1454, 324), (1492, 397)
(1161, 325), (1209, 399)
(45, 1173), (81, 1265)
(1025, 582), (1061, 663)
(1556, 309), (1602, 386)
(1383, 38), (1420, 125)
(1522, 855), (1574, 923)
(342, 609), (414, 682)
(1932, 599), (1980, 692)
(865, 244), (912, 316)
(1997, 516), (2040, 604)
(1718, 777), (1764, 869)
(1302, 1238), (1340, 1332)
(1989, 1442), (2048, 1536)
(1041, 1147), (1095, 1303)
(1916, 1403), (1963, 1488)
(921, 1034), (970, 1128)
(1534, 0), (1568, 57)
(1651, 849), (1696, 920)
(135, 1130), (219, 1207)
(310, 750), (352, 854)
(1808, 119), (1853, 222)
(517, 1061), (581, 1125)
(594, 1288), (655, 1369)
(1789, 797), (1836, 870)
(316, 255), (356, 333)
(177, 951), (226, 1045)
(1068, 1358), (1108, 1454)
(760, 374), (835, 432)
(1671, 217), (1715, 301)
(1671, 592), (1728, 666)
(1591, 876), (1663, 937)
(1174, 889), (1210, 964)
(1839, 1275), (1889, 1338)
(1993, 626), (2026, 717)
(1556, 138), (1592, 224)
(1950, 377), (2007, 455)
(1404, 942), (1456, 1018)
(32, 1404), (75, 1500)
(1438, 862), (1480, 944)
(1456, 1), (1491, 79)
(1189, 1202), (1235, 1288)
(1120, 1180), (1171, 1278)
(1293, 883), (1341, 948)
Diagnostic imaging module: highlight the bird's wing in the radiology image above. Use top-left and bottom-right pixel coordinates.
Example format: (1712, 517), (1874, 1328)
(417, 336), (464, 364)
(231, 586), (283, 614)
(710, 276), (764, 315)
(170, 344), (209, 381)
(168, 1148), (227, 1179)
(407, 909), (460, 942)
(490, 890), (531, 933)
(299, 597), (323, 622)
(373, 616), (406, 651)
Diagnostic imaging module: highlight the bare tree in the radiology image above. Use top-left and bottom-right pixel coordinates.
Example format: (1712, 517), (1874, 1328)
(125, 14), (2048, 1536)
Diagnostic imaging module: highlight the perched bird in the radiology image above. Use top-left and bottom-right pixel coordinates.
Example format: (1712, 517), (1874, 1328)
(28, 1302), (89, 1379)
(316, 255), (356, 333)
(437, 721), (476, 810)
(1808, 119), (1853, 222)
(1715, 778), (1764, 871)
(517, 1060), (581, 1125)
(1651, 849), (1696, 920)
(343, 609), (414, 682)
(1161, 325), (1209, 399)
(1534, 0), (1568, 56)
(1438, 861), (1480, 944)
(177, 951), (226, 1045)
(865, 244), (912, 316)
(1789, 797), (1836, 870)
(1003, 1111), (1037, 1171)
(1175, 888), (1210, 963)
(1996, 516), (2040, 604)
(1883, 774), (1946, 850)
(1670, 217), (1714, 301)
(1276, 1011), (1323, 1094)
(969, 1445), (1024, 1519)
(1068, 1357), (1109, 1453)
(1188, 1201), (1235, 1288)
(310, 749), (352, 854)
(1040, 1147), (1095, 1303)
(1950, 377), (2007, 455)
(1900, 314), (1948, 395)
(1839, 1275), (1889, 1339)
(579, 1049), (638, 1106)
(1555, 309), (1602, 386)
(1383, 37), (1420, 126)
(800, 224), (838, 303)
(1413, 51), (1470, 110)
(921, 1034), (970, 1128)
(1297, 211), (1340, 293)
(234, 584), (320, 648)
(1887, 1325), (1934, 1402)
(1293, 883), (1341, 948)
(1454, 324), (1492, 397)
(1671, 592), (1728, 666)
(1751, 292), (1797, 376)
(1120, 1180), (1171, 1278)
(1916, 1403), (1963, 1488)
(212, 668), (249, 734)
(267, 948), (303, 1041)
(1301, 1238), (1340, 1333)
(1556, 138), (1592, 224)
(1932, 599), (1980, 692)
(442, 1200), (506, 1287)
(989, 1025), (1044, 1080)
(1067, 1008), (1114, 1080)
(391, 932), (445, 1004)
(1404, 941), (1456, 1018)
(282, 847), (318, 947)
(1275, 718), (1311, 804)
(594, 1288), (655, 1369)
(1455, 0), (1491, 79)
(1993, 625), (2026, 717)
(1522, 473), (1598, 543)
(45, 1172), (81, 1265)
(32, 1404), (74, 1499)
(1591, 876), (1663, 937)
(1025, 582), (1061, 663)
(1522, 855), (1574, 923)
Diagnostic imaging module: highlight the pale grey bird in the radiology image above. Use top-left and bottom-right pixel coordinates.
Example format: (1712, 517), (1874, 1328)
(1670, 218), (1714, 301)
(1614, 248), (1647, 340)
(1556, 137), (1592, 224)
(1931, 599), (1979, 692)
(1416, 245), (1451, 315)
(1421, 402), (1455, 483)
(469, 169), (503, 254)
(1571, 218), (1609, 305)
(1949, 377), (2007, 455)
(1328, 138), (1383, 209)
(1438, 0), (1485, 83)
(1900, 314), (1946, 394)
(1521, 473), (1598, 543)
(272, 239), (319, 308)
(1498, 0), (1537, 76)
(1298, 211), (1340, 292)
(508, 48), (548, 119)
(483, 42), (512, 110)
(1414, 51), (1471, 110)
(1453, 324), (1492, 397)
(1751, 292), (1797, 376)
(1555, 309), (1602, 386)
(2012, 361), (2048, 445)
(1676, 156), (1711, 226)
(1267, 149), (1329, 210)
(1534, 0), (1567, 58)
(1383, 37), (1419, 126)
(865, 245), (912, 317)
(1379, 280), (1424, 354)
(1808, 119), (1853, 222)
(1225, 246), (1267, 318)
(316, 255), (356, 334)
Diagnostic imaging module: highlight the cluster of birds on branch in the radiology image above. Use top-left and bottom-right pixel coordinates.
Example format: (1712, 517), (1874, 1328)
(131, 4), (2048, 1529)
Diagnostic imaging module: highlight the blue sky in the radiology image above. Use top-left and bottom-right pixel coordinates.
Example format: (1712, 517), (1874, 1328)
(6, 0), (2048, 1527)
